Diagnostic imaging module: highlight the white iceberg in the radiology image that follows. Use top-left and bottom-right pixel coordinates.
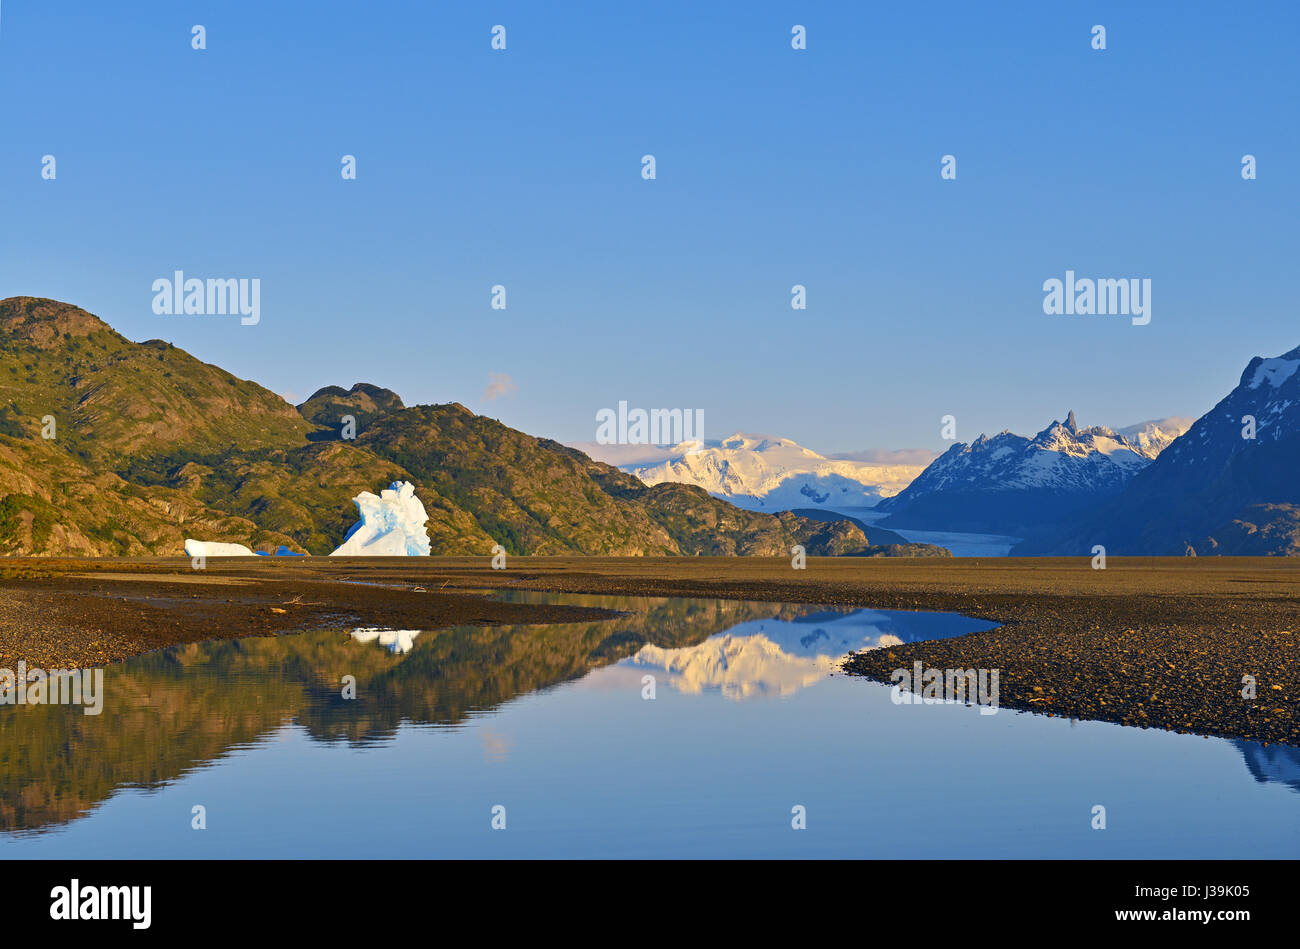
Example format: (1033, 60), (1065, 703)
(184, 539), (254, 557)
(330, 480), (431, 556)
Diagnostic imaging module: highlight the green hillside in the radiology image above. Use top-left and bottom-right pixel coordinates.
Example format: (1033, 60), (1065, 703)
(0, 297), (941, 558)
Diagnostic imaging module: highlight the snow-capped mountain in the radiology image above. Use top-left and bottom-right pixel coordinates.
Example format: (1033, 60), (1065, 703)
(626, 433), (929, 511)
(1114, 417), (1194, 457)
(1018, 345), (1300, 555)
(876, 412), (1190, 535)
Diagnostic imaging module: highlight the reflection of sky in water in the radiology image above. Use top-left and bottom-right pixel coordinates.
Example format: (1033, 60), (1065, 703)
(2, 596), (1298, 859)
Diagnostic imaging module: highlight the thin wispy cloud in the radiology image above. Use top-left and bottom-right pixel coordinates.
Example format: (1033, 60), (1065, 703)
(482, 372), (517, 402)
(829, 448), (939, 466)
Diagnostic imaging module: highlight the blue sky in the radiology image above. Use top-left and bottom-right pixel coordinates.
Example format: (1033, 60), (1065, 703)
(0, 1), (1296, 454)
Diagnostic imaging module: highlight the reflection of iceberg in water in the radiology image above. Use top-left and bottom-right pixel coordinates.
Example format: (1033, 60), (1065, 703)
(351, 628), (422, 655)
(1234, 740), (1300, 792)
(627, 608), (993, 700)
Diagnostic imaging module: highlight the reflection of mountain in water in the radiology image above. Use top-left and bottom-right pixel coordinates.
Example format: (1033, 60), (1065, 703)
(1234, 739), (1300, 792)
(629, 609), (985, 700)
(0, 596), (834, 834)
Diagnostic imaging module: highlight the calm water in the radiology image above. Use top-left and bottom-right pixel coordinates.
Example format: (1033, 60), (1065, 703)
(838, 507), (1021, 557)
(2, 594), (1297, 858)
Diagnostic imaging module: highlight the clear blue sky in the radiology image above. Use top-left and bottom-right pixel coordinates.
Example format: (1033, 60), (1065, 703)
(0, 1), (1295, 453)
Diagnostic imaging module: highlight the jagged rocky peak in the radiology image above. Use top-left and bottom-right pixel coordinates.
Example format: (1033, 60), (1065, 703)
(1019, 343), (1300, 555)
(875, 409), (1192, 535)
(1037, 411), (1080, 439)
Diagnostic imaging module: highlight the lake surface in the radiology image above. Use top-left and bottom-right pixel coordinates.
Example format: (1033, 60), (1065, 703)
(2, 593), (1297, 858)
(836, 507), (1021, 557)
